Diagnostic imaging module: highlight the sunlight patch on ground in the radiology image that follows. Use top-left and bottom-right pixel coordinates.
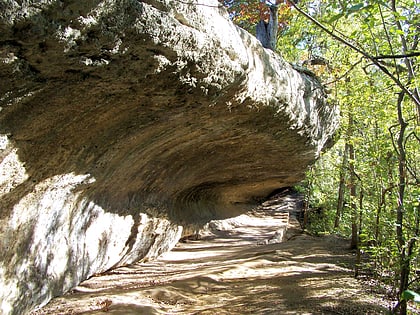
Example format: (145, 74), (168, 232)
(159, 248), (238, 261)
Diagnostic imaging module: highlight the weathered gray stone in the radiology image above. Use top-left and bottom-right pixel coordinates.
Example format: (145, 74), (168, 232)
(0, 0), (339, 314)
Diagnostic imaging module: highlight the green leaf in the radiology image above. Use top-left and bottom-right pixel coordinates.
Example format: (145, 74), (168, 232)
(401, 290), (420, 303)
(347, 3), (365, 14)
(328, 13), (344, 23)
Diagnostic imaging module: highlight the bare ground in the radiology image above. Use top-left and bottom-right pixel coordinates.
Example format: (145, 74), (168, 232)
(31, 193), (399, 315)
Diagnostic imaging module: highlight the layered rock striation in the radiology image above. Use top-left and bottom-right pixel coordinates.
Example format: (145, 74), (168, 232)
(0, 0), (339, 314)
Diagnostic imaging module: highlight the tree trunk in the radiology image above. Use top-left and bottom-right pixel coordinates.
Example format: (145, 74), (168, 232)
(390, 1), (418, 311)
(256, 20), (270, 49)
(302, 167), (313, 230)
(375, 188), (386, 243)
(348, 113), (358, 250)
(268, 5), (278, 51)
(395, 92), (409, 315)
(355, 185), (364, 278)
(335, 144), (348, 229)
(256, 4), (278, 51)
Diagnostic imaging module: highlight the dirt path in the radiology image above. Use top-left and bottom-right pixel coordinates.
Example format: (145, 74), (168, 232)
(31, 194), (391, 315)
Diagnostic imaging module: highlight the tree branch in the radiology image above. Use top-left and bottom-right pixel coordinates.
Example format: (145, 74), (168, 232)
(372, 52), (420, 60)
(324, 58), (363, 86)
(288, 0), (420, 109)
(378, 3), (400, 81)
(176, 0), (222, 8)
(390, 0), (420, 123)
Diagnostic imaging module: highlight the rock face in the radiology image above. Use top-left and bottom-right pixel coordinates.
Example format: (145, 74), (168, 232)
(0, 0), (339, 314)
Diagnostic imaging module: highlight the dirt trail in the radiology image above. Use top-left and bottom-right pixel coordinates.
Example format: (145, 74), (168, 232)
(31, 193), (390, 315)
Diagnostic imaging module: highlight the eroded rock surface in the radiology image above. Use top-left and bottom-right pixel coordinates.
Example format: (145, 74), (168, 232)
(0, 0), (338, 314)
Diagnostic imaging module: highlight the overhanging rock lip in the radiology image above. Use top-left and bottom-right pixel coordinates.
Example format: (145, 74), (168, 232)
(0, 0), (340, 226)
(0, 1), (339, 314)
(0, 0), (338, 149)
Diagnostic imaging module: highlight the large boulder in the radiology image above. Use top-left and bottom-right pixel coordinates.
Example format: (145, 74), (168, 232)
(0, 0), (339, 314)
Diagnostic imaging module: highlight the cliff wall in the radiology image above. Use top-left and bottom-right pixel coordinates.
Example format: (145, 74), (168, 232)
(0, 1), (339, 313)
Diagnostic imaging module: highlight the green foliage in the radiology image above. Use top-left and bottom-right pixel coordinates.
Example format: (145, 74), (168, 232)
(401, 290), (420, 303)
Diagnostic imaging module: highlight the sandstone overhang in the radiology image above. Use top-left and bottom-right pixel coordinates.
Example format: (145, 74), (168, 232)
(0, 1), (339, 314)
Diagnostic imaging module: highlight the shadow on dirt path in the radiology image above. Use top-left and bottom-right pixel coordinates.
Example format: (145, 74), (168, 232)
(31, 193), (390, 314)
